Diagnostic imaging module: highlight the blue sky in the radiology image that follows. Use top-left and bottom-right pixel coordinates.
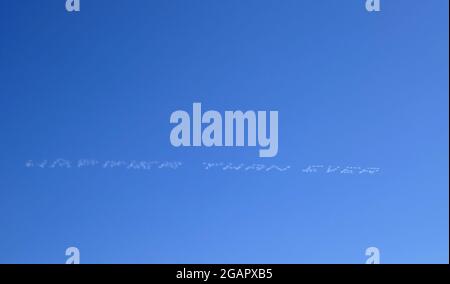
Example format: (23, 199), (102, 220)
(0, 0), (448, 263)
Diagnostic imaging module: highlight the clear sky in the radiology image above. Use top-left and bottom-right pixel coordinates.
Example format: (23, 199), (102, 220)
(0, 0), (448, 263)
